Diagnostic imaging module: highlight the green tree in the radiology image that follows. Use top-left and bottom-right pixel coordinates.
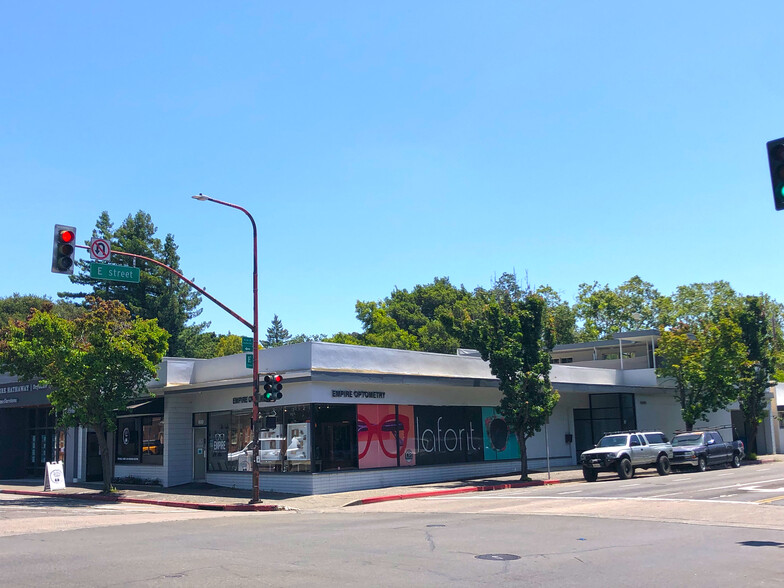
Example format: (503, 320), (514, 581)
(0, 294), (83, 325)
(574, 276), (663, 340)
(468, 293), (559, 480)
(216, 334), (243, 356)
(263, 314), (291, 348)
(535, 285), (577, 345)
(62, 211), (204, 357)
(0, 297), (169, 492)
(657, 281), (738, 328)
(656, 318), (746, 431)
(736, 296), (776, 453)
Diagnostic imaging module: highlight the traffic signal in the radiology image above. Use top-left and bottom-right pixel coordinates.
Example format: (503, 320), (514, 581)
(767, 137), (784, 211)
(263, 374), (283, 402)
(52, 224), (77, 274)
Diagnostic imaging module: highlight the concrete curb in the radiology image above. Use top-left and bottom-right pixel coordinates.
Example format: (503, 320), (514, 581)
(344, 479), (561, 506)
(0, 489), (282, 512)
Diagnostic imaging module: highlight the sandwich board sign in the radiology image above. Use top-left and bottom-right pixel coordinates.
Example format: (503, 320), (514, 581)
(44, 461), (66, 491)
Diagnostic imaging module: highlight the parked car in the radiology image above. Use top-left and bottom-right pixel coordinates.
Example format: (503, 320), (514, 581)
(670, 430), (744, 471)
(580, 431), (673, 482)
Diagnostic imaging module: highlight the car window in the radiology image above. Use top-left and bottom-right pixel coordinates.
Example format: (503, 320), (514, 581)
(598, 435), (628, 448)
(709, 432), (723, 444)
(672, 434), (701, 446)
(644, 433), (668, 444)
(630, 435), (641, 447)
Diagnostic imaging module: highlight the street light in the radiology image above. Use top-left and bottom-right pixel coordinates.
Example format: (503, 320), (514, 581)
(192, 193), (262, 504)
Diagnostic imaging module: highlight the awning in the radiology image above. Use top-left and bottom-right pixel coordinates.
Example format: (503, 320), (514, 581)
(119, 397), (164, 416)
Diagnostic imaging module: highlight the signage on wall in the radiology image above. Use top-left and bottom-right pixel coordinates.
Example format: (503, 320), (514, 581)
(0, 398), (18, 405)
(331, 390), (387, 399)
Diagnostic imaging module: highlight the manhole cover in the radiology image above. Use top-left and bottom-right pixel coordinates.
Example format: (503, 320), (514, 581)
(475, 554), (521, 561)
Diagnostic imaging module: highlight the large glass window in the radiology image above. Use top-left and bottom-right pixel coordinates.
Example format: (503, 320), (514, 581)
(116, 418), (140, 463)
(141, 416), (164, 465)
(313, 404), (358, 472)
(116, 415), (165, 465)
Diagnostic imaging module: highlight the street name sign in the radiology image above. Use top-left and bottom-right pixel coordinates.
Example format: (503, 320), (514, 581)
(90, 262), (140, 283)
(246, 354), (253, 369)
(242, 336), (254, 352)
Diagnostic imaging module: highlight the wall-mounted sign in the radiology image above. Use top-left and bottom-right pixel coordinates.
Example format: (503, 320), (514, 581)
(331, 390), (387, 399)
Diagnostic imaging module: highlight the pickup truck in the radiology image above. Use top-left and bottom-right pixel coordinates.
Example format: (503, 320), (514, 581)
(670, 430), (744, 472)
(580, 431), (673, 482)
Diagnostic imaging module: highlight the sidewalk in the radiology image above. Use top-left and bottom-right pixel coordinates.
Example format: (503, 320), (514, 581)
(3, 457), (778, 512)
(0, 465), (583, 512)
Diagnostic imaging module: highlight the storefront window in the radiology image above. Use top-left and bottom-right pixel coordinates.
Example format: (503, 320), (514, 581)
(116, 418), (140, 463)
(282, 405), (312, 472)
(141, 416), (164, 465)
(208, 411), (231, 471)
(313, 404), (358, 471)
(116, 415), (164, 465)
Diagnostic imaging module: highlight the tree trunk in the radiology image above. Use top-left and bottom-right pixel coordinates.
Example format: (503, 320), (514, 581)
(90, 423), (114, 493)
(746, 420), (759, 455)
(518, 435), (529, 481)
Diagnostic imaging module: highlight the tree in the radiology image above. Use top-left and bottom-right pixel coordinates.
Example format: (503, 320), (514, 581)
(0, 294), (83, 325)
(468, 293), (559, 480)
(656, 318), (746, 431)
(62, 211), (204, 357)
(263, 314), (291, 348)
(534, 285), (577, 345)
(736, 296), (776, 454)
(657, 281), (738, 328)
(0, 297), (169, 492)
(574, 276), (663, 340)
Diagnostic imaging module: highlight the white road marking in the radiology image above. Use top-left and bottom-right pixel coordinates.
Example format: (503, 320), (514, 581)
(427, 495), (754, 505)
(648, 492), (684, 498)
(557, 490), (583, 495)
(695, 477), (784, 493)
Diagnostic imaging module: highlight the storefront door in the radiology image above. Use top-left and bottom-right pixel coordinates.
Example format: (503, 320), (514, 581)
(193, 427), (207, 480)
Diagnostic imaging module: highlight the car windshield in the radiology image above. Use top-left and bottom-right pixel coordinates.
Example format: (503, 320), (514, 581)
(671, 434), (702, 446)
(597, 435), (628, 448)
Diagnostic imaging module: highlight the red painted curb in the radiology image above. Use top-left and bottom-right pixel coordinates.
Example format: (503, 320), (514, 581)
(353, 479), (561, 506)
(0, 489), (279, 512)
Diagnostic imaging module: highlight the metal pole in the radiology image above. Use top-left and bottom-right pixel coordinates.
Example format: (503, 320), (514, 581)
(544, 421), (551, 480)
(192, 194), (261, 504)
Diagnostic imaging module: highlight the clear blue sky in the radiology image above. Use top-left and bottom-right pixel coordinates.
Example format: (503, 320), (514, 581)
(2, 2), (782, 339)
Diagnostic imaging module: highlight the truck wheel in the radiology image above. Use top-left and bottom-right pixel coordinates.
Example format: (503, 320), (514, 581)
(583, 467), (598, 482)
(731, 453), (741, 468)
(697, 456), (707, 472)
(656, 455), (671, 476)
(617, 457), (634, 480)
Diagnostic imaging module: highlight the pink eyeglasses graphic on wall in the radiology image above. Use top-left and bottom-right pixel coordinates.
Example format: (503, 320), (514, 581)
(357, 414), (410, 459)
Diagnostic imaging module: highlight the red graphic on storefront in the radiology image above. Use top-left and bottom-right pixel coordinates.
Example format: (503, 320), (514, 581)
(357, 405), (415, 468)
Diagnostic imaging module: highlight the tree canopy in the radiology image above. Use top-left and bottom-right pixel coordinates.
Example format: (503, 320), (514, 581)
(62, 210), (205, 357)
(0, 297), (169, 492)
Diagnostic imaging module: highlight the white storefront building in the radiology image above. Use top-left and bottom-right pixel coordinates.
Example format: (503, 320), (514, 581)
(102, 330), (779, 495)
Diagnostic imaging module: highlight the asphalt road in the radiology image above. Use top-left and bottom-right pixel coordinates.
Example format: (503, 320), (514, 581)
(1, 462), (783, 586)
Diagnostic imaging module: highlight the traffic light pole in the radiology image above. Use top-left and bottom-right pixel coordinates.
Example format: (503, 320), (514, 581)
(191, 195), (262, 504)
(76, 194), (263, 504)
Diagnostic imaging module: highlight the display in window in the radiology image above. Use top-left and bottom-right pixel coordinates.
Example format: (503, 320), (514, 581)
(286, 423), (309, 461)
(358, 405), (415, 469)
(481, 407), (520, 461)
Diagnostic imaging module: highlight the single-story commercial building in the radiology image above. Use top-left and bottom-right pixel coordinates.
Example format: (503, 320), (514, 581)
(2, 331), (779, 494)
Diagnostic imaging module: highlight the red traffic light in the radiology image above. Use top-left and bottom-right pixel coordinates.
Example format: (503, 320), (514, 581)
(59, 229), (75, 244)
(274, 374), (283, 384)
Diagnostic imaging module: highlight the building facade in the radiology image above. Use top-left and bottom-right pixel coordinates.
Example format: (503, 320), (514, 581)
(2, 332), (777, 494)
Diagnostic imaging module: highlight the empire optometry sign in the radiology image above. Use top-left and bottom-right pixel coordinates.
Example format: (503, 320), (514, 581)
(332, 390), (387, 399)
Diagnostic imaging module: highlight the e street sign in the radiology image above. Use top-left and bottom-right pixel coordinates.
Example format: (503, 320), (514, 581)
(90, 262), (140, 283)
